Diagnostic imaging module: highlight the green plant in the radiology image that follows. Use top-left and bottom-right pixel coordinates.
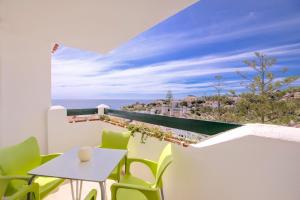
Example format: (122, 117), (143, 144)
(128, 123), (164, 143)
(99, 115), (110, 121)
(99, 115), (198, 146)
(127, 123), (198, 145)
(237, 52), (299, 123)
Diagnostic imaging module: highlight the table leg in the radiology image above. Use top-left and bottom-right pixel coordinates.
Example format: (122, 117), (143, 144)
(99, 181), (107, 200)
(79, 180), (83, 200)
(70, 180), (75, 200)
(70, 180), (83, 200)
(76, 180), (79, 198)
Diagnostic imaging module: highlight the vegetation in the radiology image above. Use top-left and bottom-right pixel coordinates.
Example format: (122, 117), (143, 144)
(212, 75), (225, 120)
(98, 114), (197, 145)
(236, 52), (299, 124)
(166, 90), (173, 105)
(123, 52), (299, 126)
(127, 123), (170, 143)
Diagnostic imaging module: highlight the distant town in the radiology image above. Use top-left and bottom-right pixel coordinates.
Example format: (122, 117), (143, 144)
(123, 95), (238, 119)
(122, 88), (300, 127)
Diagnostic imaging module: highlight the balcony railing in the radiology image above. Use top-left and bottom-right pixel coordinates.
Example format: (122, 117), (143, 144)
(67, 108), (241, 136)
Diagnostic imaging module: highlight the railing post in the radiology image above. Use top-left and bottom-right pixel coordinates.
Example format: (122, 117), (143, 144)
(97, 104), (110, 116)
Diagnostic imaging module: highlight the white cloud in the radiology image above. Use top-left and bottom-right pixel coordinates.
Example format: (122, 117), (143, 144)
(100, 15), (300, 62)
(51, 9), (300, 100)
(52, 42), (300, 99)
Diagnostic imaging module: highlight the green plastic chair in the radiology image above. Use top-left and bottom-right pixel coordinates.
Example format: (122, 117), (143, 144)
(0, 137), (64, 199)
(111, 144), (173, 200)
(99, 129), (131, 182)
(3, 184), (97, 200)
(1, 183), (40, 200)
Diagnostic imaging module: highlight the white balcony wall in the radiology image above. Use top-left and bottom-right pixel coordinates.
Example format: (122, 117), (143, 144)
(48, 106), (168, 182)
(0, 0), (197, 152)
(48, 106), (127, 153)
(48, 107), (300, 200)
(167, 134), (300, 200)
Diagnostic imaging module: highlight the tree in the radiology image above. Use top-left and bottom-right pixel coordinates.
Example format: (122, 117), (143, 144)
(212, 75), (224, 119)
(180, 101), (188, 107)
(237, 52), (299, 123)
(165, 90), (174, 116)
(228, 90), (236, 96)
(165, 90), (173, 105)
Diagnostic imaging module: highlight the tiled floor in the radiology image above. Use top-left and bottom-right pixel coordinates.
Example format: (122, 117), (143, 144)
(45, 180), (114, 200)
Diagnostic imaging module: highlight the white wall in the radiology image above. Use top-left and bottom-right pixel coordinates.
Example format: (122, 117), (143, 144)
(165, 124), (300, 200)
(47, 108), (300, 200)
(0, 0), (197, 152)
(47, 106), (127, 153)
(0, 32), (2, 147)
(166, 136), (300, 200)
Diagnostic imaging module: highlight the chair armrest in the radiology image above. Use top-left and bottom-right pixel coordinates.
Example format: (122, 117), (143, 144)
(5, 183), (39, 200)
(111, 183), (158, 191)
(126, 158), (157, 177)
(111, 183), (160, 200)
(0, 175), (31, 181)
(0, 175), (32, 198)
(84, 189), (97, 200)
(40, 153), (61, 164)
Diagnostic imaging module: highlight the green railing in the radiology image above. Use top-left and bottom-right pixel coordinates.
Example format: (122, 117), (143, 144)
(67, 108), (241, 135)
(106, 109), (241, 135)
(67, 108), (98, 116)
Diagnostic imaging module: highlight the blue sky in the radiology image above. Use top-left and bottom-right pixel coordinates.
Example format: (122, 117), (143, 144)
(52, 0), (300, 100)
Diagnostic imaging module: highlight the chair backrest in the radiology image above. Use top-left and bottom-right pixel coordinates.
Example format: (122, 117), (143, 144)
(0, 170), (8, 198)
(154, 144), (173, 188)
(0, 137), (41, 195)
(100, 129), (131, 150)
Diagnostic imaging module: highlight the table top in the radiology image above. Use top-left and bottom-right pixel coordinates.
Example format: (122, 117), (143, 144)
(29, 147), (127, 182)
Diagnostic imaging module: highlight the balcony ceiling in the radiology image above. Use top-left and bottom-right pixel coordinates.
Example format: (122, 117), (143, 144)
(0, 0), (198, 53)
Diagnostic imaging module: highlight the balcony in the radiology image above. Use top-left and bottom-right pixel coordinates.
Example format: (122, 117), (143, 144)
(43, 106), (300, 200)
(1, 1), (300, 199)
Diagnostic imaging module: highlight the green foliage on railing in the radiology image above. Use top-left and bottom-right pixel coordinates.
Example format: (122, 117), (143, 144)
(106, 109), (241, 135)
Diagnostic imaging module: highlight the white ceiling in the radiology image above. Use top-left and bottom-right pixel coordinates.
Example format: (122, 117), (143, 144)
(1, 0), (198, 53)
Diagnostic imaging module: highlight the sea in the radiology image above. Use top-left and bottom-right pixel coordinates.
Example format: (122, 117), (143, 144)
(52, 99), (153, 110)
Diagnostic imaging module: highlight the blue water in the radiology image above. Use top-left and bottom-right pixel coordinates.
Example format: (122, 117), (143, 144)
(52, 99), (153, 110)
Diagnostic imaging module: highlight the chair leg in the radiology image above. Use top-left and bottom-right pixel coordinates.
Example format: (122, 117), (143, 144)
(160, 188), (165, 200)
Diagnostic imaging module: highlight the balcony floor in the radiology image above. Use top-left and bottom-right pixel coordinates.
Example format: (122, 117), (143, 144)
(45, 180), (114, 200)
